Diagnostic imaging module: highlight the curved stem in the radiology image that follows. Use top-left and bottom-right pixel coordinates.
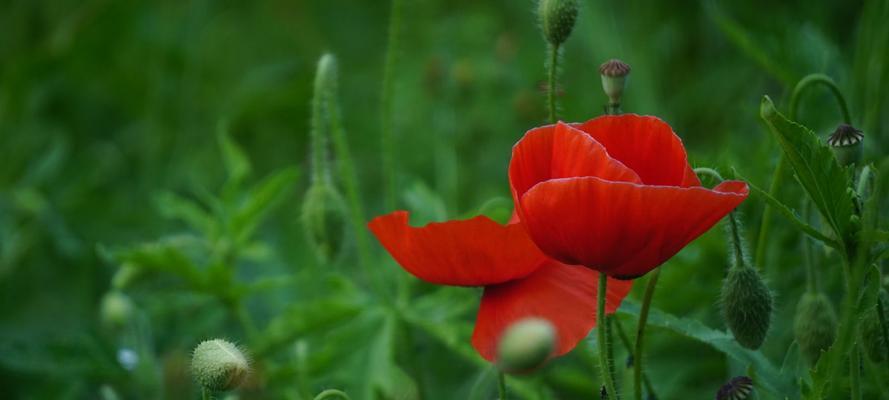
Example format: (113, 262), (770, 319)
(313, 389), (352, 400)
(788, 73), (852, 124)
(547, 43), (560, 123)
(597, 272), (619, 399)
(380, 0), (404, 210)
(498, 372), (507, 400)
(633, 269), (660, 400)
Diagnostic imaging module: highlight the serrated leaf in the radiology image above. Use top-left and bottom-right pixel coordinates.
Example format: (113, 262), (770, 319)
(217, 120), (252, 185)
(114, 237), (204, 288)
(759, 96), (854, 245)
(230, 167), (299, 243)
(154, 191), (215, 236)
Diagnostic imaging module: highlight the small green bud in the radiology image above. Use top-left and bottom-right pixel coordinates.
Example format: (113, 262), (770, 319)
(721, 266), (773, 349)
(793, 292), (837, 365)
(538, 0), (578, 46)
(111, 262), (142, 290)
(496, 318), (557, 373)
(599, 59), (631, 107)
(191, 339), (250, 392)
(301, 183), (348, 263)
(859, 291), (888, 363)
(827, 124), (864, 167)
(100, 291), (134, 331)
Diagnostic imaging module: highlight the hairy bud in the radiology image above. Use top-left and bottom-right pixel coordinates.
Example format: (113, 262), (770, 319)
(721, 266), (773, 349)
(538, 0), (578, 46)
(496, 318), (557, 373)
(301, 182), (348, 263)
(793, 292), (837, 364)
(190, 339), (250, 392)
(827, 124), (864, 167)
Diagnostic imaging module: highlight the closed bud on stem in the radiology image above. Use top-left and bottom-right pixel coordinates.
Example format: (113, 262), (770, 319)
(793, 292), (837, 365)
(859, 290), (888, 363)
(496, 317), (557, 373)
(190, 339), (250, 392)
(599, 59), (631, 112)
(302, 182), (348, 263)
(721, 265), (773, 349)
(716, 376), (754, 400)
(100, 291), (134, 331)
(827, 124), (863, 167)
(538, 0), (578, 46)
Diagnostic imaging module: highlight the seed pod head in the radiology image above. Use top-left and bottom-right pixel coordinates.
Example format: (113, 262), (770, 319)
(859, 291), (888, 363)
(721, 266), (773, 349)
(100, 291), (134, 331)
(827, 124), (864, 167)
(190, 339), (249, 392)
(599, 59), (631, 106)
(301, 182), (348, 263)
(793, 292), (837, 365)
(496, 317), (557, 373)
(538, 0), (578, 46)
(716, 376), (754, 400)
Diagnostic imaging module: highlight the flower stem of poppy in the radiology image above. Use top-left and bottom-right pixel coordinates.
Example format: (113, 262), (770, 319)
(597, 272), (619, 399)
(633, 269), (659, 400)
(201, 387), (211, 400)
(693, 168), (747, 269)
(753, 73), (852, 271)
(380, 0), (404, 210)
(547, 43), (560, 123)
(498, 371), (507, 400)
(613, 318), (657, 399)
(851, 345), (861, 400)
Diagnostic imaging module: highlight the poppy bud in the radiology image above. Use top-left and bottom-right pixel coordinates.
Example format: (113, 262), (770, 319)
(301, 182), (348, 263)
(827, 124), (864, 167)
(721, 266), (773, 349)
(716, 376), (754, 400)
(496, 317), (557, 373)
(190, 339), (250, 392)
(859, 291), (888, 363)
(100, 291), (134, 331)
(538, 0), (578, 46)
(599, 59), (631, 109)
(793, 292), (837, 365)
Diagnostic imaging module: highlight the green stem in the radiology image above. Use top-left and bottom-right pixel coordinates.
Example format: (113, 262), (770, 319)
(547, 43), (560, 123)
(633, 269), (660, 400)
(613, 318), (656, 399)
(788, 73), (853, 125)
(498, 372), (507, 400)
(380, 0), (404, 210)
(597, 272), (619, 399)
(235, 301), (258, 341)
(310, 59), (331, 184)
(201, 387), (211, 400)
(313, 389), (352, 400)
(877, 294), (889, 361)
(851, 345), (861, 400)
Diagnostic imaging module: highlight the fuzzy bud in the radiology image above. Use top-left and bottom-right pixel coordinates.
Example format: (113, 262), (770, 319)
(716, 376), (754, 400)
(827, 124), (864, 167)
(301, 182), (348, 263)
(859, 291), (888, 363)
(721, 266), (773, 349)
(190, 339), (249, 392)
(599, 59), (631, 107)
(496, 317), (557, 373)
(793, 292), (837, 365)
(100, 291), (134, 331)
(538, 0), (578, 46)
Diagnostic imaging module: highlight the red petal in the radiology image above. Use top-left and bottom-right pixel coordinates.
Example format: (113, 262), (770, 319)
(576, 115), (696, 187)
(368, 211), (547, 286)
(509, 122), (641, 204)
(471, 260), (633, 362)
(519, 178), (748, 278)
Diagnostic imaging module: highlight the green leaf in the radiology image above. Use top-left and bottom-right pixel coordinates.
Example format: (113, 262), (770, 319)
(114, 236), (205, 289)
(618, 301), (798, 398)
(154, 191), (215, 236)
(759, 96), (854, 245)
(217, 120), (252, 185)
(230, 167), (299, 243)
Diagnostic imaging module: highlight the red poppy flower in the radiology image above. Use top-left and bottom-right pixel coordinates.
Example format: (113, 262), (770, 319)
(368, 211), (632, 363)
(509, 115), (749, 279)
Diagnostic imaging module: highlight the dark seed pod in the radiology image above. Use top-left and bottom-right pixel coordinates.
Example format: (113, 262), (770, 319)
(827, 124), (864, 167)
(721, 266), (773, 349)
(538, 0), (578, 46)
(301, 182), (348, 263)
(191, 339), (250, 392)
(793, 292), (837, 365)
(716, 376), (754, 400)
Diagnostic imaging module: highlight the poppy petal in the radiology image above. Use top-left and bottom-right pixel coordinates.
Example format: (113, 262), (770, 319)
(368, 211), (547, 286)
(509, 122), (641, 204)
(471, 260), (633, 362)
(519, 178), (748, 278)
(576, 115), (695, 187)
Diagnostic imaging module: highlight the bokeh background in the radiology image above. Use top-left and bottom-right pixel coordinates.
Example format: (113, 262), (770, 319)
(1, 0), (887, 399)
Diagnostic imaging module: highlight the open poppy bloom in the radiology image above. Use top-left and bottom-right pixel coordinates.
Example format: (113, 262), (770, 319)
(509, 115), (749, 279)
(368, 211), (632, 364)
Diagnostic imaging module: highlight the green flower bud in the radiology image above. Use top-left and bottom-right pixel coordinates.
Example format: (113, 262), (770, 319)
(538, 0), (578, 46)
(859, 291), (888, 363)
(496, 317), (557, 373)
(793, 292), (837, 365)
(599, 59), (631, 107)
(721, 266), (773, 349)
(191, 339), (250, 392)
(100, 291), (134, 331)
(301, 182), (348, 263)
(827, 124), (863, 167)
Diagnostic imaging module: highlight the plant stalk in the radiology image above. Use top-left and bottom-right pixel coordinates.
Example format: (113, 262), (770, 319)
(380, 0), (404, 210)
(498, 372), (507, 400)
(633, 269), (660, 400)
(547, 43), (560, 123)
(597, 272), (619, 399)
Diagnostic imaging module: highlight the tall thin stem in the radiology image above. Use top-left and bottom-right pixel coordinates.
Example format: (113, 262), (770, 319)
(633, 269), (660, 400)
(597, 272), (619, 399)
(547, 43), (560, 123)
(380, 0), (404, 210)
(851, 345), (861, 400)
(201, 388), (211, 400)
(613, 318), (657, 399)
(498, 372), (507, 400)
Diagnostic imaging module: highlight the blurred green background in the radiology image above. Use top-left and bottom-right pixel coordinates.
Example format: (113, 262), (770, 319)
(1, 0), (887, 399)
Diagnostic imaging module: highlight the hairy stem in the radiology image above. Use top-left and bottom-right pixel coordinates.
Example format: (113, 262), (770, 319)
(498, 371), (507, 400)
(614, 318), (657, 399)
(547, 43), (560, 123)
(634, 269), (660, 400)
(380, 0), (404, 210)
(598, 272), (619, 399)
(201, 387), (211, 400)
